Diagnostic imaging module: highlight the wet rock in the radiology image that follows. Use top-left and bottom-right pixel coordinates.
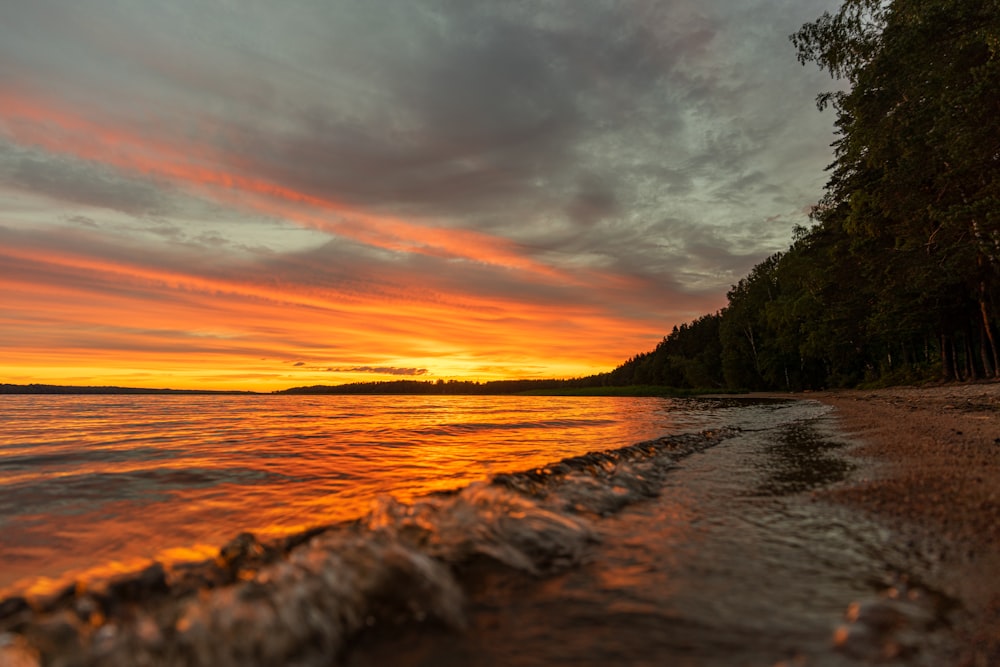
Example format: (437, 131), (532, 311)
(219, 532), (263, 563)
(0, 597), (29, 623)
(0, 632), (40, 667)
(217, 532), (266, 577)
(34, 584), (77, 616)
(106, 563), (168, 604)
(833, 586), (942, 662)
(20, 612), (84, 667)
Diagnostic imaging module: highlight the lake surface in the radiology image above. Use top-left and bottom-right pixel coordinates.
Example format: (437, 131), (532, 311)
(0, 395), (960, 666)
(0, 394), (716, 593)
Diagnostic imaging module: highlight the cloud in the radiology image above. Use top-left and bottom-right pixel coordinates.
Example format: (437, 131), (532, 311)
(0, 0), (845, 389)
(0, 143), (172, 217)
(327, 367), (428, 377)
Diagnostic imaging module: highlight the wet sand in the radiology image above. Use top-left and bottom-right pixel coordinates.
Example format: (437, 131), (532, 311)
(803, 382), (1000, 667)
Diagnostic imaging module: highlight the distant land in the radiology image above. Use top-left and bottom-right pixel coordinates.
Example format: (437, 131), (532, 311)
(278, 379), (582, 395)
(0, 381), (707, 397)
(0, 384), (260, 395)
(275, 379), (705, 397)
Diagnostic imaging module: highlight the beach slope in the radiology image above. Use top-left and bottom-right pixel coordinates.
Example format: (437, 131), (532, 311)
(809, 383), (1000, 666)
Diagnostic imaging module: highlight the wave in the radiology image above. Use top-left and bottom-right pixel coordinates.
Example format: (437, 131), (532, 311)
(414, 417), (619, 437)
(0, 428), (738, 667)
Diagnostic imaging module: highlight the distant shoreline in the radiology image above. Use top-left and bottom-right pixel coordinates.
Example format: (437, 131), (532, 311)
(0, 384), (259, 395)
(0, 381), (723, 397)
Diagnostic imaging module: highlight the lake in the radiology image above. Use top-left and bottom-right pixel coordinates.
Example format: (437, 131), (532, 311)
(0, 394), (721, 593)
(0, 395), (958, 666)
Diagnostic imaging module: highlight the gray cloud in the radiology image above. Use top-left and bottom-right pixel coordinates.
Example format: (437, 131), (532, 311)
(0, 0), (845, 374)
(0, 144), (172, 217)
(327, 367), (428, 376)
(66, 215), (100, 228)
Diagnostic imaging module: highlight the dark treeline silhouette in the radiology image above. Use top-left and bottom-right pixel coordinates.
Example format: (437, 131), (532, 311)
(279, 378), (607, 395)
(612, 0), (1000, 391)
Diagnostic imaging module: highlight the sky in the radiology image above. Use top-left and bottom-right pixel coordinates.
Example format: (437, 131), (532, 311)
(0, 0), (842, 391)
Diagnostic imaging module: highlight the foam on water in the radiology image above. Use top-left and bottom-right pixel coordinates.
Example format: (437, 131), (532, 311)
(0, 394), (714, 592)
(0, 428), (738, 667)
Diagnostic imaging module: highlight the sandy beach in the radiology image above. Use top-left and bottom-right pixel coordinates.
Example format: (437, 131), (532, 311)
(805, 382), (1000, 666)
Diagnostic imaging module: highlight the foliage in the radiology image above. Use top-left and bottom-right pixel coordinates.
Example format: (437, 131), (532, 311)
(605, 313), (726, 389)
(789, 0), (1000, 384)
(614, 0), (999, 391)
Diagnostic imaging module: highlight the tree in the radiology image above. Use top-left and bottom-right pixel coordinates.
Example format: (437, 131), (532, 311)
(720, 254), (787, 390)
(599, 1), (998, 392)
(792, 0), (1000, 380)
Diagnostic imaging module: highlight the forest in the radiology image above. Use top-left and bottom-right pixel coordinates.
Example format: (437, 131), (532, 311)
(608, 0), (999, 391)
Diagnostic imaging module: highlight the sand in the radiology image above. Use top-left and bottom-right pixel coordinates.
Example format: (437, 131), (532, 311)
(803, 382), (1000, 667)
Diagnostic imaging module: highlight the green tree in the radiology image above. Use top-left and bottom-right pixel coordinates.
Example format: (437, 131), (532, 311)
(793, 0), (1000, 380)
(720, 254), (787, 390)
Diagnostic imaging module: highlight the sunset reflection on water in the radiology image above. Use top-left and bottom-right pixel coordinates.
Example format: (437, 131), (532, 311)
(0, 394), (708, 594)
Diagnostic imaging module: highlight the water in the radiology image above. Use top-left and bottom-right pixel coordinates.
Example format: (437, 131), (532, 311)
(0, 395), (960, 666)
(0, 394), (713, 593)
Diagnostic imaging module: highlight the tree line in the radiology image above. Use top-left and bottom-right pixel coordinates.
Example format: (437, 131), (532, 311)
(280, 379), (589, 395)
(609, 0), (999, 391)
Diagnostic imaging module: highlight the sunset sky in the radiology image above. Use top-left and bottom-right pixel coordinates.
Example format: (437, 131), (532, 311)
(1, 0), (841, 391)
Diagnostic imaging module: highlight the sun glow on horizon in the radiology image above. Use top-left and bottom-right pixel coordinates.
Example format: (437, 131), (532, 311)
(0, 220), (683, 391)
(0, 0), (831, 390)
(0, 91), (718, 391)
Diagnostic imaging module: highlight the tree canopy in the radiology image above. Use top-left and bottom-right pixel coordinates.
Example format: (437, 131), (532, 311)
(608, 0), (1000, 390)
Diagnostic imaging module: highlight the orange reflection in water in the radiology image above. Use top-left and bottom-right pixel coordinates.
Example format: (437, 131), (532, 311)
(0, 394), (698, 597)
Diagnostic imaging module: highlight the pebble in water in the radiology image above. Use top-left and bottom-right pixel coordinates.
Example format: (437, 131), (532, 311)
(833, 580), (945, 662)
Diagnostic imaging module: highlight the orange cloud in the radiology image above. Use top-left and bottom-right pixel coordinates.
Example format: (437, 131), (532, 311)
(0, 237), (670, 390)
(0, 91), (567, 280)
(0, 90), (724, 390)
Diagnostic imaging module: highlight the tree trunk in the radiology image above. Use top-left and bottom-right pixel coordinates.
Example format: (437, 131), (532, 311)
(940, 334), (950, 380)
(951, 336), (962, 381)
(964, 330), (976, 381)
(941, 333), (958, 381)
(982, 322), (996, 378)
(979, 283), (1000, 378)
(744, 325), (761, 378)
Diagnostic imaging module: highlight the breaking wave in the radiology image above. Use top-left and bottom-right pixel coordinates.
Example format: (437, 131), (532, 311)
(0, 428), (738, 667)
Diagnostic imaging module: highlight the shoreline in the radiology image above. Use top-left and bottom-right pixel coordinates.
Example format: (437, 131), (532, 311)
(1, 386), (997, 665)
(800, 383), (1000, 666)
